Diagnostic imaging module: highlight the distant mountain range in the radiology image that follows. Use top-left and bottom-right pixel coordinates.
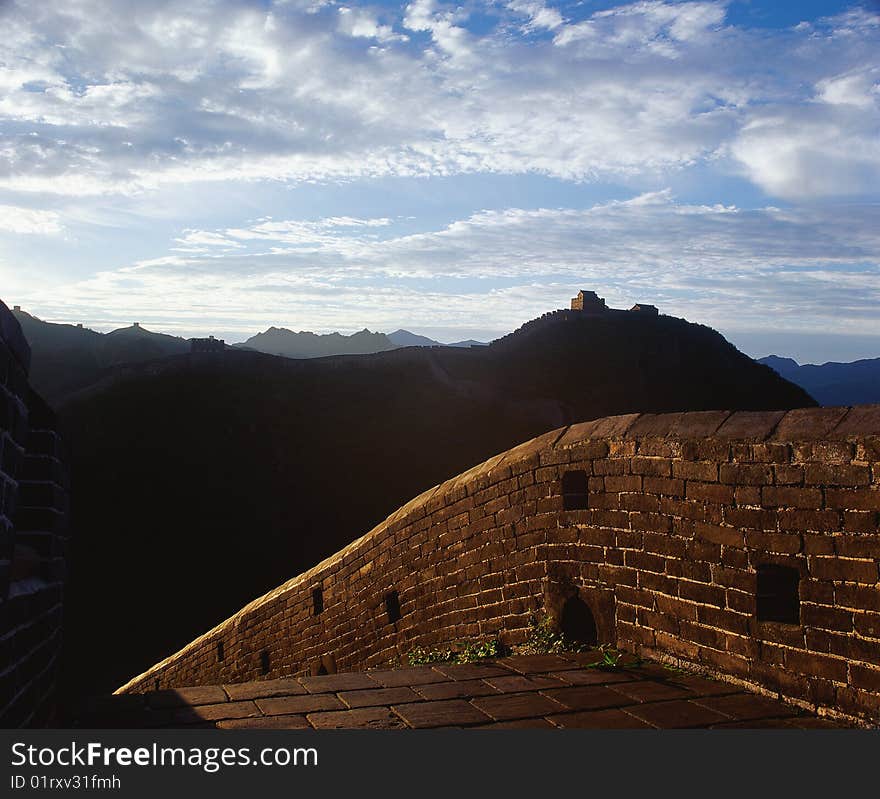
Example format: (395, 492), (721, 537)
(238, 327), (398, 358)
(758, 355), (880, 407)
(387, 330), (488, 349)
(11, 310), (490, 403)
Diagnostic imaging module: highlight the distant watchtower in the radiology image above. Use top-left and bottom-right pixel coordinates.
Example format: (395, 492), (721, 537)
(630, 304), (658, 315)
(191, 335), (225, 353)
(571, 290), (608, 313)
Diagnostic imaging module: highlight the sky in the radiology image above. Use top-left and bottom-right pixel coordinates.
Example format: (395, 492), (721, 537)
(0, 0), (879, 363)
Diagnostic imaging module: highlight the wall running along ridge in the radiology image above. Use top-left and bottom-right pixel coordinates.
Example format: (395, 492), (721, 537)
(118, 406), (880, 725)
(0, 299), (70, 727)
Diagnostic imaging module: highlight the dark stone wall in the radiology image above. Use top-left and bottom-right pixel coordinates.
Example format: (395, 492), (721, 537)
(0, 299), (70, 727)
(119, 405), (880, 726)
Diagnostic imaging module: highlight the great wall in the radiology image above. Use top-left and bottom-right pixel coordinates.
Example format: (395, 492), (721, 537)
(0, 300), (70, 726)
(2, 295), (879, 727)
(116, 404), (880, 726)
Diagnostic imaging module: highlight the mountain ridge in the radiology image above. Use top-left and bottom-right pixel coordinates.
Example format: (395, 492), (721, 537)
(758, 354), (880, 406)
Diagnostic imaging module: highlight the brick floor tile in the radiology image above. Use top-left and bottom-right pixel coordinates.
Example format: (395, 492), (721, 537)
(541, 686), (633, 712)
(484, 674), (567, 693)
(216, 714), (310, 729)
(549, 669), (637, 687)
(147, 686), (229, 708)
(663, 674), (740, 697)
(471, 692), (566, 721)
(497, 654), (575, 674)
(392, 699), (491, 728)
(548, 709), (654, 729)
(223, 678), (307, 701)
(695, 693), (799, 722)
(415, 679), (501, 701)
(308, 707), (409, 730)
(475, 718), (557, 729)
(299, 673), (378, 693)
(609, 680), (695, 703)
(625, 700), (729, 729)
(430, 663), (514, 681)
(365, 667), (447, 687)
(338, 687), (422, 709)
(154, 701), (260, 726)
(256, 694), (344, 716)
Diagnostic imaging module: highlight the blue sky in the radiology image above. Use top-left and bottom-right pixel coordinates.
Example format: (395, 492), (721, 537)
(1, 0), (879, 363)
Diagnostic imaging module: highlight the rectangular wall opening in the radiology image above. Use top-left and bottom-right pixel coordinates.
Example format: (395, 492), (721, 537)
(385, 590), (401, 624)
(312, 586), (324, 616)
(217, 640), (225, 663)
(562, 469), (589, 510)
(260, 650), (271, 675)
(756, 563), (801, 624)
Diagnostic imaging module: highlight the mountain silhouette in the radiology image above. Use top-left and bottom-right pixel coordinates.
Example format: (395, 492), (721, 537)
(54, 308), (813, 703)
(387, 329), (441, 347)
(239, 326), (397, 358)
(12, 310), (188, 402)
(387, 329), (489, 348)
(759, 354), (880, 406)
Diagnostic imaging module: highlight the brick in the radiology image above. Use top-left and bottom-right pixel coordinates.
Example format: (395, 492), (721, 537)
(715, 410), (785, 441)
(778, 509), (841, 532)
(308, 707), (408, 729)
(605, 475), (642, 493)
(809, 556), (878, 584)
(630, 457), (672, 477)
(217, 714), (310, 729)
(547, 708), (652, 728)
(805, 464), (871, 487)
(833, 533), (880, 558)
(774, 407), (849, 440)
(625, 700), (728, 729)
(256, 694), (344, 716)
(678, 581), (726, 607)
(744, 530), (802, 555)
(835, 584), (880, 612)
(393, 699), (492, 729)
(853, 611), (880, 638)
(338, 687), (422, 708)
(801, 604), (853, 632)
(629, 512), (672, 533)
(540, 685), (631, 712)
(825, 488), (880, 512)
(843, 511), (879, 534)
(695, 522), (743, 548)
(686, 482), (734, 504)
(761, 486), (823, 509)
(850, 665), (880, 692)
(720, 463), (773, 486)
(643, 476), (685, 496)
(774, 464), (804, 485)
(695, 693), (797, 722)
(785, 649), (848, 682)
(673, 461), (718, 482)
(724, 506), (776, 531)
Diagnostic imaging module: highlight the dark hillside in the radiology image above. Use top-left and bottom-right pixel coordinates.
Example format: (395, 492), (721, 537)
(57, 310), (813, 701)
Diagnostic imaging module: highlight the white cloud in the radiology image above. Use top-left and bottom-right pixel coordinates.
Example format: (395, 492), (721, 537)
(21, 193), (879, 338)
(0, 1), (874, 198)
(0, 205), (63, 234)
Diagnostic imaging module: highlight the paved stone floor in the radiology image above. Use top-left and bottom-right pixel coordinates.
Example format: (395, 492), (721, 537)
(77, 654), (849, 729)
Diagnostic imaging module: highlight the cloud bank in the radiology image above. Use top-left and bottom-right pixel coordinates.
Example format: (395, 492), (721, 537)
(0, 1), (877, 198)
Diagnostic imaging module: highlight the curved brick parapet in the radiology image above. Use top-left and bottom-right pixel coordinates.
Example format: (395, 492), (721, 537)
(118, 405), (880, 724)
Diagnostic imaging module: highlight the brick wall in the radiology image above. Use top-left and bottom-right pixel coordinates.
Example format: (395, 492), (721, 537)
(0, 299), (70, 727)
(118, 405), (880, 725)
